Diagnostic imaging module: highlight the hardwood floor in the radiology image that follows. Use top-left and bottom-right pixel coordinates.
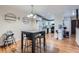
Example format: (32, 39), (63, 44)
(0, 33), (79, 53)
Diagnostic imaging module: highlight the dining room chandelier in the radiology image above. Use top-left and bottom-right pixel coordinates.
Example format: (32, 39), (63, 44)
(27, 5), (37, 18)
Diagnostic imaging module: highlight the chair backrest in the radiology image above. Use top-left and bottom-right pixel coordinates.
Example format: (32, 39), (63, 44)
(6, 31), (14, 36)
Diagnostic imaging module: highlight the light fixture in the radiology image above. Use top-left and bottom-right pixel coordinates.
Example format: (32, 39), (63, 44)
(27, 5), (37, 19)
(72, 9), (76, 16)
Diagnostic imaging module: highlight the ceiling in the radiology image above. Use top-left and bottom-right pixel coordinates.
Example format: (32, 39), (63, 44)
(34, 5), (79, 19)
(0, 5), (79, 19)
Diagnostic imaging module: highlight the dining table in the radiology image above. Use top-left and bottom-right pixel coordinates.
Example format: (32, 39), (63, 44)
(21, 30), (46, 53)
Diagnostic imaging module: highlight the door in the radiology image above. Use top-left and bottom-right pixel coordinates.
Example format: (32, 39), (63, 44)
(71, 20), (76, 35)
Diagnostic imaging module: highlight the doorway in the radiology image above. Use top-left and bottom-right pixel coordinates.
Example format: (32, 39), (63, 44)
(71, 20), (76, 35)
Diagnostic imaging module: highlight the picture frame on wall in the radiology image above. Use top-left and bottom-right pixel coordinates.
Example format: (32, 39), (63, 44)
(4, 13), (17, 21)
(22, 17), (29, 24)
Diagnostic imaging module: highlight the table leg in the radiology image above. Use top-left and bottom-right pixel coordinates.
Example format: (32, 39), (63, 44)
(21, 32), (23, 53)
(39, 38), (41, 53)
(32, 36), (35, 53)
(44, 35), (46, 52)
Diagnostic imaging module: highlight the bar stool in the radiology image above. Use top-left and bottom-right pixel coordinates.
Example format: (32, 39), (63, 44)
(23, 33), (32, 52)
(24, 32), (45, 53)
(35, 34), (44, 52)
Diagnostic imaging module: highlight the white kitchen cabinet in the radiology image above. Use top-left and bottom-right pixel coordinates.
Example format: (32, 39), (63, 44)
(76, 28), (79, 45)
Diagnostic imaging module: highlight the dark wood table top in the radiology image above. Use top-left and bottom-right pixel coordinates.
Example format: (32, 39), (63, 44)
(22, 30), (45, 33)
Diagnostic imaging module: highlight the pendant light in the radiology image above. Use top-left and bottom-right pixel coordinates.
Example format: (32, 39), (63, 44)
(27, 5), (36, 18)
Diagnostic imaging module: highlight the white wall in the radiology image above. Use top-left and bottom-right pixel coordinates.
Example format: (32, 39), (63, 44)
(0, 6), (37, 41)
